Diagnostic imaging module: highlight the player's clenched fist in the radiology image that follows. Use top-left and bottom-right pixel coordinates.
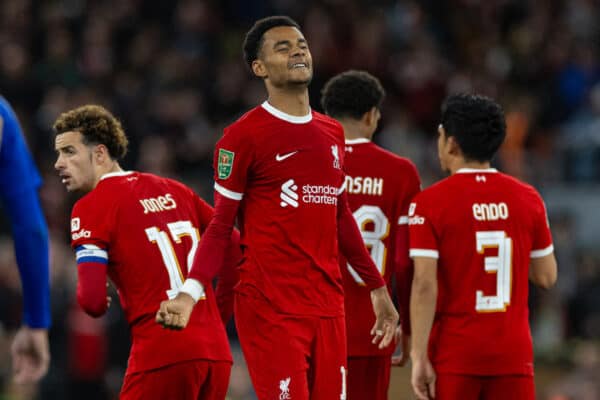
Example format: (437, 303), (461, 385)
(155, 292), (196, 330)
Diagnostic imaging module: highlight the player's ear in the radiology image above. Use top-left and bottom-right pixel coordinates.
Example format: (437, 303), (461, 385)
(363, 107), (380, 128)
(447, 135), (461, 156)
(93, 144), (110, 164)
(252, 59), (267, 79)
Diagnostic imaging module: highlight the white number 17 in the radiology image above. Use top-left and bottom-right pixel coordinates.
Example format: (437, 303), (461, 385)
(145, 221), (201, 299)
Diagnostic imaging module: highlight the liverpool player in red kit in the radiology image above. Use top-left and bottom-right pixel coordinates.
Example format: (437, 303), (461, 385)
(321, 70), (421, 400)
(54, 105), (238, 400)
(409, 94), (558, 400)
(156, 16), (398, 400)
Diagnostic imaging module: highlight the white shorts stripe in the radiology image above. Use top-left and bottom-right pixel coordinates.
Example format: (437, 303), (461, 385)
(214, 183), (243, 201)
(409, 249), (439, 259)
(530, 244), (554, 258)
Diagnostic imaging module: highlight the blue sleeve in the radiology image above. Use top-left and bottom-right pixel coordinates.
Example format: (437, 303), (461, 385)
(0, 97), (50, 328)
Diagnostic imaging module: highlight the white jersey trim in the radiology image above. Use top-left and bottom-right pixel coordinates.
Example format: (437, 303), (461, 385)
(456, 168), (498, 174)
(261, 101), (312, 124)
(100, 170), (134, 180)
(344, 138), (370, 145)
(214, 182), (243, 201)
(410, 249), (439, 259)
(530, 244), (554, 258)
(398, 216), (409, 225)
(180, 279), (206, 303)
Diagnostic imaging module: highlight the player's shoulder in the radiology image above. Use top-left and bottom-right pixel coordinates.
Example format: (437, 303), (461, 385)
(495, 172), (544, 202)
(370, 143), (418, 172)
(312, 111), (344, 140)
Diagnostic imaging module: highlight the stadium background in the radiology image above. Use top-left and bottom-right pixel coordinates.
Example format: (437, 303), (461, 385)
(0, 0), (599, 399)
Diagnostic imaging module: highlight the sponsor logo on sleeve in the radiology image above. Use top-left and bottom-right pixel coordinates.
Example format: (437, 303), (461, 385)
(217, 148), (235, 179)
(408, 203), (416, 216)
(71, 217), (80, 232)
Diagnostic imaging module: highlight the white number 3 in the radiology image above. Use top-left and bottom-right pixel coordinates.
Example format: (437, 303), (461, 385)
(475, 231), (513, 312)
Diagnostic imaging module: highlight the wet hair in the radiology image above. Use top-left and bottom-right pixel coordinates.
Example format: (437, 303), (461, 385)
(53, 104), (128, 160)
(440, 93), (506, 163)
(321, 70), (385, 119)
(243, 15), (301, 68)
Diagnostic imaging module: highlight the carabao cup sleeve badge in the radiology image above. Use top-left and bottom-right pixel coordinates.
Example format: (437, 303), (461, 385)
(217, 148), (235, 179)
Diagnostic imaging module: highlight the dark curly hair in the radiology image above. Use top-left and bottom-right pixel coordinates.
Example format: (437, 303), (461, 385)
(440, 93), (506, 163)
(321, 70), (385, 119)
(53, 104), (128, 160)
(243, 16), (301, 68)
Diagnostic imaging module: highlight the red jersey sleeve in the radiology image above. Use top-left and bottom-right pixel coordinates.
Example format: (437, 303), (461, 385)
(213, 126), (255, 201)
(530, 192), (554, 258)
(408, 195), (439, 259)
(70, 197), (114, 317)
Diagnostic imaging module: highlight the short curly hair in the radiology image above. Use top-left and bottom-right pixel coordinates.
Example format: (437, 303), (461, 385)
(440, 93), (506, 163)
(321, 70), (386, 119)
(243, 15), (301, 68)
(53, 105), (128, 160)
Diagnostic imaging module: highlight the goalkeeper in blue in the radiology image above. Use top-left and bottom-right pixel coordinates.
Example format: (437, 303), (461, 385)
(0, 96), (51, 383)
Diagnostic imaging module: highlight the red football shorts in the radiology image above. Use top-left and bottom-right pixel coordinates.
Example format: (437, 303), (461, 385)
(436, 373), (535, 400)
(120, 359), (231, 400)
(235, 292), (348, 400)
(347, 355), (391, 400)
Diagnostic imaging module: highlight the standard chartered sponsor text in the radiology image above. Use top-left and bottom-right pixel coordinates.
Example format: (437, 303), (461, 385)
(302, 184), (338, 205)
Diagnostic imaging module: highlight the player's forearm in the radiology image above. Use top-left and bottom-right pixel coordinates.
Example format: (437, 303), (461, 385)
(3, 188), (51, 328)
(187, 192), (239, 287)
(337, 192), (385, 289)
(409, 276), (437, 361)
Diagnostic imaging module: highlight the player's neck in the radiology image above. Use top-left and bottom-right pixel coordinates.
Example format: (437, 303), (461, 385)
(266, 88), (310, 117)
(338, 119), (371, 141)
(93, 162), (124, 188)
(450, 159), (491, 175)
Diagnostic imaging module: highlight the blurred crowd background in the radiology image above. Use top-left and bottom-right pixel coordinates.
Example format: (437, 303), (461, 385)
(0, 0), (599, 399)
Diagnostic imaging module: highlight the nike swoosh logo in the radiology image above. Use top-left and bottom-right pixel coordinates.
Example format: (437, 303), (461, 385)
(275, 151), (299, 162)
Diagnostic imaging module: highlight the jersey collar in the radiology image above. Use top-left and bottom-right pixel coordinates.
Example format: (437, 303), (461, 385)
(261, 101), (312, 124)
(456, 168), (498, 174)
(344, 138), (370, 145)
(100, 170), (134, 181)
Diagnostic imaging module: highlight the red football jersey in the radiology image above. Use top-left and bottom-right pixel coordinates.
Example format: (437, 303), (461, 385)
(213, 102), (347, 317)
(340, 139), (420, 357)
(408, 169), (554, 376)
(70, 171), (231, 374)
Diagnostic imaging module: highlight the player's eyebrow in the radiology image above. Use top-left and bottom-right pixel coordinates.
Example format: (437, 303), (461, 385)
(273, 38), (307, 49)
(56, 144), (75, 153)
(273, 39), (292, 49)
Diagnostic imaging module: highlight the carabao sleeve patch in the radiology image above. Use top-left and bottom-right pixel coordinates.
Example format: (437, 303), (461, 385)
(217, 148), (235, 179)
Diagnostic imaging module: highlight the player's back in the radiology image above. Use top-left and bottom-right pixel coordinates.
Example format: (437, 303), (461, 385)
(340, 139), (420, 356)
(409, 169), (553, 375)
(71, 171), (231, 374)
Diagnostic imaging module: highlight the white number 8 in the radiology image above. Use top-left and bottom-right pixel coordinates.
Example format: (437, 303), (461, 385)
(347, 205), (389, 284)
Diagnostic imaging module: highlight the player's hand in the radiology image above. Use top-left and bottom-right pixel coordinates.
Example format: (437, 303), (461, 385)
(369, 286), (399, 349)
(155, 292), (195, 330)
(11, 327), (50, 384)
(411, 356), (436, 400)
(391, 325), (410, 367)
